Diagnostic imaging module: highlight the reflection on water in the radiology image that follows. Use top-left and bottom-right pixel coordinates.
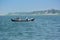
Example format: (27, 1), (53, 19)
(0, 16), (60, 40)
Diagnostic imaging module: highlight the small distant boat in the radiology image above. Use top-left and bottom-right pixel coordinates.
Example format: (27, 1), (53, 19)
(11, 17), (35, 22)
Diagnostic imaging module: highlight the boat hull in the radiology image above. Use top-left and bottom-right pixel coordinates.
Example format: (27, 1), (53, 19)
(11, 18), (35, 22)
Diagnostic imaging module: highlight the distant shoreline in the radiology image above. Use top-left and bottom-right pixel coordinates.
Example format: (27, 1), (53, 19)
(0, 14), (59, 16)
(0, 9), (60, 16)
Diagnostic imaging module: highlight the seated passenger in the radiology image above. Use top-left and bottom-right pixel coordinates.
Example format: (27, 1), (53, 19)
(26, 17), (28, 21)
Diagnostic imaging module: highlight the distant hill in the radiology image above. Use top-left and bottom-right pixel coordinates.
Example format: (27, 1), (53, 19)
(7, 9), (60, 16)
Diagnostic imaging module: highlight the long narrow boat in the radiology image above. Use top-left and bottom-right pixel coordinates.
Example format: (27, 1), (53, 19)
(11, 18), (35, 22)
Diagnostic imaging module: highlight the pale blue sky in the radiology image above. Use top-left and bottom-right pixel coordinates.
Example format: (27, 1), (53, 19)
(0, 0), (60, 14)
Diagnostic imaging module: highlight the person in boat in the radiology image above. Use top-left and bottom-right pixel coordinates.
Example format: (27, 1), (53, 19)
(26, 17), (28, 21)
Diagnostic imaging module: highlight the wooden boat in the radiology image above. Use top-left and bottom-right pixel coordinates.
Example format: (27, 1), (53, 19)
(11, 18), (35, 22)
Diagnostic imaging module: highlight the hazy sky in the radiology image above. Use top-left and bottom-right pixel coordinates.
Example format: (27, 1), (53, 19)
(0, 0), (60, 14)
